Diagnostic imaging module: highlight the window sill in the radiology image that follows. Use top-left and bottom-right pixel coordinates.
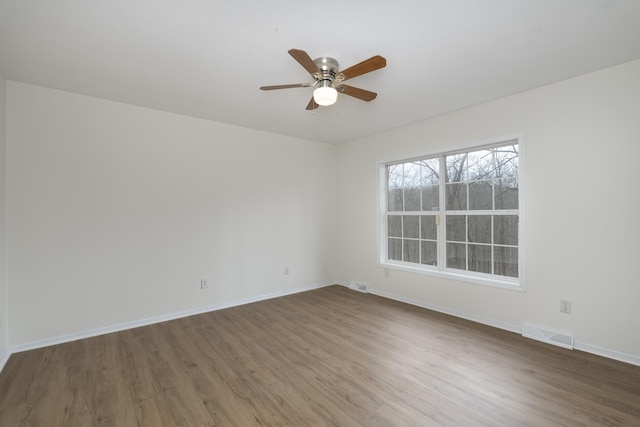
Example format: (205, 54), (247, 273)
(379, 260), (525, 292)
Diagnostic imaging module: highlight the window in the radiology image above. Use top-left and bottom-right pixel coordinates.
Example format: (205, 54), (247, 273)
(379, 136), (524, 289)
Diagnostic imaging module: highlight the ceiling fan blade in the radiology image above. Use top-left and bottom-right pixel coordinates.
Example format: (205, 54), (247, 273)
(306, 97), (319, 110)
(260, 83), (311, 91)
(289, 49), (321, 75)
(338, 85), (378, 102)
(340, 55), (387, 80)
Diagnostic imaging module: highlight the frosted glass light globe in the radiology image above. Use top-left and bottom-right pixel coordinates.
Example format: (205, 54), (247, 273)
(313, 85), (338, 106)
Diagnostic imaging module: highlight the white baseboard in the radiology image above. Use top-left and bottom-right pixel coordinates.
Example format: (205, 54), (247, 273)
(4, 281), (639, 374)
(366, 287), (522, 334)
(343, 283), (640, 367)
(0, 349), (9, 373)
(574, 341), (640, 367)
(8, 282), (333, 356)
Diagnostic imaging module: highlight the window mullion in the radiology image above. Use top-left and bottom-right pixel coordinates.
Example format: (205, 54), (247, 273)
(400, 215), (405, 261)
(465, 214), (469, 272)
(438, 154), (446, 270)
(491, 174), (498, 276)
(419, 162), (423, 264)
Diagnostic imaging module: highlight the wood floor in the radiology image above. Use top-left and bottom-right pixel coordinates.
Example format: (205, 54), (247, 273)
(1, 285), (639, 426)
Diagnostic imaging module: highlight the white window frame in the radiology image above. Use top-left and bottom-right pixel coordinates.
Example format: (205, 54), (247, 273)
(377, 133), (526, 291)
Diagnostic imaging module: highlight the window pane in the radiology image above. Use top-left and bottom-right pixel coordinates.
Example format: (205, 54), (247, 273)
(446, 242), (466, 270)
(446, 183), (467, 210)
(387, 164), (403, 211)
(494, 215), (518, 246)
(403, 240), (419, 263)
(469, 244), (492, 274)
(446, 153), (467, 183)
(468, 215), (491, 243)
(469, 180), (493, 210)
(421, 241), (437, 266)
(404, 162), (422, 184)
(495, 178), (518, 209)
(494, 145), (518, 179)
(388, 238), (402, 261)
(388, 188), (403, 211)
(388, 215), (402, 238)
(495, 246), (518, 277)
(422, 184), (439, 211)
(405, 187), (421, 211)
(421, 216), (437, 240)
(403, 215), (419, 239)
(446, 215), (466, 242)
(467, 149), (494, 180)
(404, 162), (421, 211)
(421, 158), (439, 185)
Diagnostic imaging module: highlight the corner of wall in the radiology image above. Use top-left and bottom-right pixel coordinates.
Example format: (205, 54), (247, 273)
(0, 72), (9, 369)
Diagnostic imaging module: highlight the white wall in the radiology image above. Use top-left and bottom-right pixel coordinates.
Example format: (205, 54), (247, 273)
(0, 72), (8, 365)
(336, 60), (640, 363)
(4, 60), (640, 365)
(6, 82), (338, 345)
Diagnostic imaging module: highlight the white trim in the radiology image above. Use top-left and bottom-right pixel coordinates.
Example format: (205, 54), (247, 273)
(574, 341), (640, 367)
(377, 260), (524, 291)
(344, 283), (640, 367)
(0, 350), (9, 373)
(515, 134), (526, 291)
(8, 282), (332, 355)
(378, 133), (525, 291)
(369, 287), (522, 334)
(378, 132), (525, 168)
(3, 281), (638, 375)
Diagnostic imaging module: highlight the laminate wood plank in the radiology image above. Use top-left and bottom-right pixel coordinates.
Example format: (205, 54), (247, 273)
(1, 285), (639, 426)
(199, 313), (357, 425)
(255, 295), (523, 426)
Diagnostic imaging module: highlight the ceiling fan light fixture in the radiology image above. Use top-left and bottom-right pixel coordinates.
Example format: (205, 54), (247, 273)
(313, 81), (338, 106)
(260, 49), (386, 110)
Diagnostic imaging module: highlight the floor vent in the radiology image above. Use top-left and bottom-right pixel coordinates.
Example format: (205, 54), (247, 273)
(349, 281), (369, 293)
(522, 323), (574, 350)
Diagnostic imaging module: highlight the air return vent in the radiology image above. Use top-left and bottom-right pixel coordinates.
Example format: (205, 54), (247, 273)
(522, 323), (574, 350)
(349, 281), (369, 293)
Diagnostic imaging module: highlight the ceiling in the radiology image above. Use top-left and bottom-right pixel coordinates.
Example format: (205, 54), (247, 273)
(1, 1), (639, 144)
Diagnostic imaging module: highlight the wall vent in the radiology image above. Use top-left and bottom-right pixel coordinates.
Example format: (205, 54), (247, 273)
(349, 281), (369, 293)
(522, 323), (574, 350)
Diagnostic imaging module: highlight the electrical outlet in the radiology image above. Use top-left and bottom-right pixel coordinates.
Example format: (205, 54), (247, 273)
(284, 267), (290, 276)
(560, 299), (572, 314)
(201, 279), (208, 290)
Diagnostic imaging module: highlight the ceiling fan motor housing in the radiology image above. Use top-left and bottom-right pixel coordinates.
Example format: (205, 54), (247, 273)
(313, 57), (344, 84)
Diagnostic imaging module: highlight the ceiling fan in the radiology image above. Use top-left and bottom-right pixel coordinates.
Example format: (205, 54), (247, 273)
(260, 49), (387, 110)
